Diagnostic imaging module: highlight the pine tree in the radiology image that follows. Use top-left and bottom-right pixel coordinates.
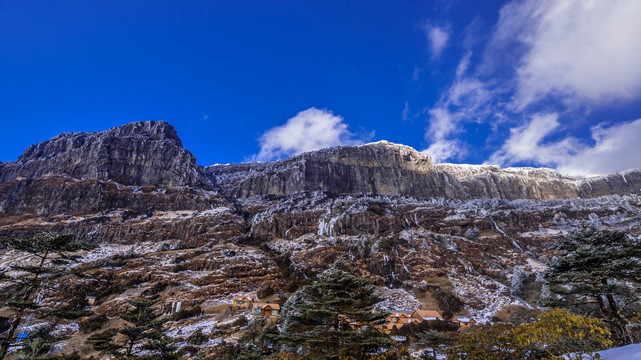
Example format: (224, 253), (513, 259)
(274, 262), (392, 360)
(118, 298), (163, 357)
(86, 297), (180, 359)
(0, 233), (91, 360)
(544, 227), (641, 345)
(416, 330), (450, 359)
(141, 332), (183, 360)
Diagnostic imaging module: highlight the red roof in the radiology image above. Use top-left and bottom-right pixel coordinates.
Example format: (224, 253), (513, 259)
(412, 310), (444, 319)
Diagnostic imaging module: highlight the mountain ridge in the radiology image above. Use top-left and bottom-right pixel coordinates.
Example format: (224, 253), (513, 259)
(0, 121), (212, 189)
(2, 121), (639, 202)
(1, 121), (641, 354)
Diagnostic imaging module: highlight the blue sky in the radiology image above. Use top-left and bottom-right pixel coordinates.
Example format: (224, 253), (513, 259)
(1, 0), (640, 175)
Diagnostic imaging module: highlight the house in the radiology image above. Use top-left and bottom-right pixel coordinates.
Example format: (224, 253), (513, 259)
(388, 312), (414, 325)
(411, 310), (444, 322)
(452, 315), (476, 328)
(232, 295), (254, 309)
(252, 302), (280, 317)
(378, 312), (414, 334)
(377, 321), (401, 334)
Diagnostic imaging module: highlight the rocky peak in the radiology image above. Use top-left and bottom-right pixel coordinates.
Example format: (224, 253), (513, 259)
(0, 121), (211, 188)
(207, 140), (439, 198)
(348, 140), (433, 171)
(210, 140), (641, 200)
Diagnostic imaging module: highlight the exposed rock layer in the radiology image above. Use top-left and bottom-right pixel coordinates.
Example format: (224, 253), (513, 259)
(0, 121), (640, 245)
(0, 121), (212, 189)
(209, 142), (641, 201)
(1, 121), (641, 354)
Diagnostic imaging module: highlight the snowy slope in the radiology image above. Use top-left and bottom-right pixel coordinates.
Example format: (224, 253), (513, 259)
(595, 344), (641, 360)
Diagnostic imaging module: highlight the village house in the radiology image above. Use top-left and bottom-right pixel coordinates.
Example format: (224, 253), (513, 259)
(232, 295), (254, 310)
(252, 302), (280, 317)
(375, 309), (448, 334)
(411, 309), (444, 323)
(452, 315), (476, 329)
(378, 312), (415, 334)
(388, 312), (415, 325)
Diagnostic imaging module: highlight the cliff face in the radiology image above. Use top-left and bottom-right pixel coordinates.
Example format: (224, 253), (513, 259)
(1, 121), (641, 353)
(209, 142), (641, 201)
(0, 121), (233, 246)
(0, 121), (212, 189)
(2, 123), (640, 206)
(1, 122), (640, 247)
(208, 141), (441, 198)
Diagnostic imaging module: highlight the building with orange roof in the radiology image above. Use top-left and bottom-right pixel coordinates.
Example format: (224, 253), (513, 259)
(452, 315), (476, 329)
(411, 309), (444, 322)
(232, 295), (254, 309)
(252, 302), (280, 317)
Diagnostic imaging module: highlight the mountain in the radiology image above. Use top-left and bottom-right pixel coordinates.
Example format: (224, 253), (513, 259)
(1, 121), (640, 356)
(0, 121), (212, 188)
(209, 140), (641, 200)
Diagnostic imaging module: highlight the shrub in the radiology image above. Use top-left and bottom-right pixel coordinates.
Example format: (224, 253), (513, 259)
(434, 289), (463, 319)
(187, 329), (208, 345)
(0, 316), (10, 333)
(464, 228), (480, 241)
(257, 284), (274, 299)
(79, 314), (108, 333)
(378, 237), (403, 252)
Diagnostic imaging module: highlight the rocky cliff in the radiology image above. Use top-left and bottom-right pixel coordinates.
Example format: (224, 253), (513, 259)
(0, 121), (212, 189)
(1, 121), (641, 357)
(209, 140), (641, 201)
(1, 122), (640, 245)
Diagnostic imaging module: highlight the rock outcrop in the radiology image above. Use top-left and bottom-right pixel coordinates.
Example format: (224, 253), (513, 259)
(208, 141), (442, 198)
(209, 141), (641, 201)
(0, 121), (212, 189)
(1, 121), (641, 356)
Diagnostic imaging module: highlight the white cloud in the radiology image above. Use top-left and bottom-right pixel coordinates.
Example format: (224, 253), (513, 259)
(425, 25), (450, 58)
(254, 108), (369, 161)
(488, 113), (579, 167)
(492, 0), (641, 108)
(427, 107), (457, 141)
(489, 114), (641, 176)
(423, 54), (497, 162)
(557, 119), (641, 176)
(401, 102), (411, 121)
(455, 51), (472, 78)
(422, 0), (641, 173)
(424, 139), (465, 164)
(411, 66), (423, 82)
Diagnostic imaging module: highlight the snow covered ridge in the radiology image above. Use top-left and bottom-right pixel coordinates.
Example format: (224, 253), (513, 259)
(1, 120), (640, 201)
(435, 163), (572, 181)
(207, 140), (641, 201)
(437, 162), (641, 185)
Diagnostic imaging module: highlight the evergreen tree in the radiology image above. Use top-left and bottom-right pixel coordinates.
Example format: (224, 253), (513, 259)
(86, 297), (180, 359)
(13, 327), (57, 360)
(118, 298), (163, 357)
(274, 262), (392, 360)
(141, 332), (184, 360)
(0, 233), (91, 360)
(544, 227), (641, 345)
(416, 330), (450, 360)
